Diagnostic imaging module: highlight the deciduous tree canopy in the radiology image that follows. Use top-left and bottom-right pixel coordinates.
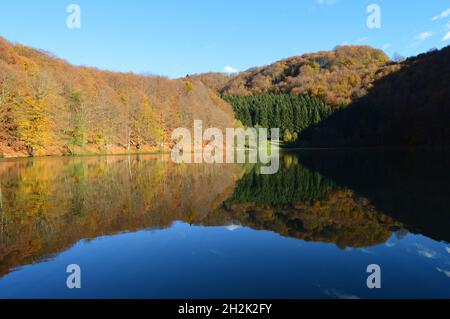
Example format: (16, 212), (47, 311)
(0, 37), (235, 157)
(219, 46), (397, 107)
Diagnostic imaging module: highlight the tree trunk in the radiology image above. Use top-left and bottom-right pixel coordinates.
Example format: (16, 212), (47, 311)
(27, 146), (36, 157)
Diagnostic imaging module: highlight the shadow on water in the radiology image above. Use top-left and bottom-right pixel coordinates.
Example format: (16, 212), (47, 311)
(0, 150), (448, 278)
(295, 149), (450, 243)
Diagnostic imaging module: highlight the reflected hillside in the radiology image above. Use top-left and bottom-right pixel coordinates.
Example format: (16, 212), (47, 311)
(0, 153), (413, 277)
(0, 155), (240, 277)
(297, 150), (450, 243)
(208, 155), (402, 248)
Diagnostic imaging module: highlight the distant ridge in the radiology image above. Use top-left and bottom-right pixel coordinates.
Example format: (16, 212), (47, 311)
(194, 46), (398, 107)
(300, 45), (450, 147)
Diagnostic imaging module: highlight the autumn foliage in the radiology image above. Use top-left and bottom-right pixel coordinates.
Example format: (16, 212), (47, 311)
(216, 46), (397, 107)
(299, 45), (450, 147)
(0, 36), (235, 157)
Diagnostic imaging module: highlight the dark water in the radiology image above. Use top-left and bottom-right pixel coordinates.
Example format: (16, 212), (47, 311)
(0, 151), (449, 298)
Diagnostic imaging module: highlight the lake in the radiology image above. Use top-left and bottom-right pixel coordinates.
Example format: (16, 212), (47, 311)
(0, 151), (449, 298)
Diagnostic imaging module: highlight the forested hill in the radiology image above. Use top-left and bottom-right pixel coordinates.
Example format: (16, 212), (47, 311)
(0, 36), (235, 157)
(299, 45), (450, 147)
(196, 46), (398, 107)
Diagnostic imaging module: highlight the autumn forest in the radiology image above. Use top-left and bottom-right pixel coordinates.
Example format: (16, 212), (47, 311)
(0, 35), (449, 158)
(0, 36), (235, 157)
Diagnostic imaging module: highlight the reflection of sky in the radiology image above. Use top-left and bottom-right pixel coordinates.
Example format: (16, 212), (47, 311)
(0, 222), (448, 299)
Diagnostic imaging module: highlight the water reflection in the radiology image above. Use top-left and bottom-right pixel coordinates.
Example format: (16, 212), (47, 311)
(0, 155), (239, 277)
(297, 150), (450, 242)
(214, 156), (402, 249)
(0, 151), (449, 298)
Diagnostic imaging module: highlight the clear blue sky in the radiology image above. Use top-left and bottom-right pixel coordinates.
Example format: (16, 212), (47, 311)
(1, 0), (449, 78)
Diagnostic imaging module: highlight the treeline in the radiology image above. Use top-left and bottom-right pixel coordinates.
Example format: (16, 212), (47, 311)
(223, 93), (336, 142)
(220, 46), (397, 106)
(299, 45), (450, 147)
(0, 36), (235, 157)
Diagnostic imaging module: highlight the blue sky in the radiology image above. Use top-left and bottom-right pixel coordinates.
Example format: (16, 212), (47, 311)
(1, 0), (449, 78)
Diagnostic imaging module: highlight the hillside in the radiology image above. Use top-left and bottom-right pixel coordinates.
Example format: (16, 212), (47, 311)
(191, 46), (399, 144)
(2, 37), (448, 156)
(222, 93), (334, 142)
(219, 46), (398, 106)
(299, 45), (450, 147)
(0, 37), (235, 157)
(188, 72), (233, 93)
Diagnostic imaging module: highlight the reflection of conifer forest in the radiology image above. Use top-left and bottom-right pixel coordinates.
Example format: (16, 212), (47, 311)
(227, 154), (335, 205)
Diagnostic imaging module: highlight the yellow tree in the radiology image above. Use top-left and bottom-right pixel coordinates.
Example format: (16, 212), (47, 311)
(14, 71), (54, 155)
(0, 74), (12, 138)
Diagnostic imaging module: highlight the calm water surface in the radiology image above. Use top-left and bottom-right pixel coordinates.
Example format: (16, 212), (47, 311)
(0, 151), (449, 298)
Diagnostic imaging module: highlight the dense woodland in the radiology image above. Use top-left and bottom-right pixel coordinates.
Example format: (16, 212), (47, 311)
(299, 46), (450, 147)
(223, 93), (336, 142)
(198, 46), (398, 107)
(1, 35), (449, 156)
(207, 45), (449, 148)
(0, 36), (235, 157)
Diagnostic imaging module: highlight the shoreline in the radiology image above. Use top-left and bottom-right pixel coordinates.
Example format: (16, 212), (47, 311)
(2, 145), (450, 161)
(0, 143), (170, 161)
(0, 150), (170, 161)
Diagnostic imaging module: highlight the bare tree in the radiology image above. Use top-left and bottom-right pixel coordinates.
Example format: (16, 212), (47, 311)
(29, 70), (52, 101)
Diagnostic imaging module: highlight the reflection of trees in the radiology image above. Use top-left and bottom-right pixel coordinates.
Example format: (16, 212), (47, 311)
(0, 156), (239, 277)
(0, 153), (402, 278)
(0, 183), (4, 243)
(227, 154), (335, 205)
(214, 189), (400, 249)
(296, 150), (450, 243)
(216, 156), (401, 248)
